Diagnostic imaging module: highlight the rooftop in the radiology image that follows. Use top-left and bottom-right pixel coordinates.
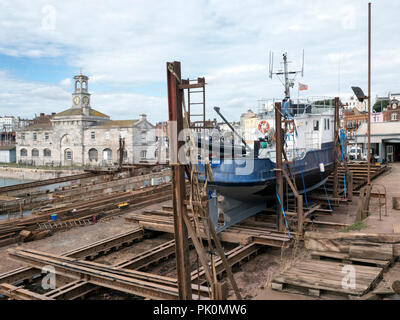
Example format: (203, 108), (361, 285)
(21, 122), (53, 130)
(54, 108), (109, 118)
(0, 145), (16, 150)
(93, 120), (139, 128)
(356, 121), (400, 136)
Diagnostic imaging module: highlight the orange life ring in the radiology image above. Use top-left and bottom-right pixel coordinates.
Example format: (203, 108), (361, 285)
(258, 120), (270, 134)
(286, 122), (295, 134)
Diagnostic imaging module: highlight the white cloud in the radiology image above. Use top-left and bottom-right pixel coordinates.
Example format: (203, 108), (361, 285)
(59, 78), (71, 87)
(0, 0), (399, 121)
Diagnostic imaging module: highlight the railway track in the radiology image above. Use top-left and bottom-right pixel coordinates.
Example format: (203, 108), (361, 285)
(0, 227), (145, 285)
(8, 248), (210, 300)
(6, 238), (263, 300)
(0, 183), (172, 247)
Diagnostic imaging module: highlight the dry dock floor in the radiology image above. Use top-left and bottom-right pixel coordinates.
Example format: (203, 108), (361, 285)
(1, 164), (400, 300)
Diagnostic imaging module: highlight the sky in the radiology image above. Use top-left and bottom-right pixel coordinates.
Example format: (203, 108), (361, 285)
(0, 0), (399, 123)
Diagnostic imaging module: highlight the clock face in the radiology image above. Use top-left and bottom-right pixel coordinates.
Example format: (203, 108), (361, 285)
(82, 96), (89, 106)
(73, 96), (80, 105)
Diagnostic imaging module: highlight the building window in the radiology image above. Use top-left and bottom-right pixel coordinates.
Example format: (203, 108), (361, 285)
(327, 119), (330, 130)
(21, 133), (25, 140)
(117, 150), (128, 163)
(105, 131), (110, 140)
(89, 148), (98, 161)
(33, 132), (37, 141)
(141, 131), (146, 144)
(45, 133), (49, 140)
(20, 148), (27, 157)
(140, 150), (147, 159)
(91, 132), (95, 140)
(103, 148), (112, 161)
(44, 149), (51, 157)
(65, 149), (73, 161)
(392, 113), (398, 121)
(32, 149), (39, 157)
(313, 120), (319, 131)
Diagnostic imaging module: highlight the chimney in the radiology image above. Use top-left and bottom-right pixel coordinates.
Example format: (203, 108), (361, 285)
(139, 114), (147, 121)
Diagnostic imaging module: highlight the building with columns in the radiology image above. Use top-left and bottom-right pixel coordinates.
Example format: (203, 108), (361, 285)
(16, 74), (156, 166)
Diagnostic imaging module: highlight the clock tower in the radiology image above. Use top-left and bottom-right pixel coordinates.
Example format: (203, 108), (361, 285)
(72, 73), (91, 110)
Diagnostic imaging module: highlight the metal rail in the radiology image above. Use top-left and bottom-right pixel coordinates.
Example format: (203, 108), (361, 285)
(0, 283), (53, 300)
(8, 248), (209, 300)
(0, 227), (144, 284)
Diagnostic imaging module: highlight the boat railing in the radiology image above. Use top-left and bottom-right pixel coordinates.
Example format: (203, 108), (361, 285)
(257, 97), (335, 117)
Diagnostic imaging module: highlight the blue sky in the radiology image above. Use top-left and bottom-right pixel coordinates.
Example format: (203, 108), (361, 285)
(0, 0), (399, 123)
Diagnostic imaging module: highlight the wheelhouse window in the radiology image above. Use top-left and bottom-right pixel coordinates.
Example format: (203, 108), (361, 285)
(313, 120), (319, 131)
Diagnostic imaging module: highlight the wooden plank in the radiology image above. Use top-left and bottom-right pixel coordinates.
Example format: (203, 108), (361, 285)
(272, 258), (383, 296)
(311, 250), (391, 268)
(349, 244), (393, 261)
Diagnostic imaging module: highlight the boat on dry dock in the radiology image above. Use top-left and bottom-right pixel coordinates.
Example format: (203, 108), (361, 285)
(197, 53), (337, 232)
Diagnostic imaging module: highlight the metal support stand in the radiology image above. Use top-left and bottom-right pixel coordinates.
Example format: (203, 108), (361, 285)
(166, 61), (192, 300)
(275, 102), (284, 232)
(333, 97), (339, 199)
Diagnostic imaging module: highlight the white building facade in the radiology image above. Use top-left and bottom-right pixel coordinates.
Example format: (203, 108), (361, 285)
(16, 74), (156, 167)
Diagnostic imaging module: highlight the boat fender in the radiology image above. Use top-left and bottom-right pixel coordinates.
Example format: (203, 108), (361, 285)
(319, 163), (325, 172)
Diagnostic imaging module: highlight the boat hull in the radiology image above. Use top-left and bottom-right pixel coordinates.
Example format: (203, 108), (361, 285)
(201, 142), (334, 202)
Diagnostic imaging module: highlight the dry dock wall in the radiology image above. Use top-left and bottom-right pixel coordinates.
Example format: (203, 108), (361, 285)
(0, 167), (84, 181)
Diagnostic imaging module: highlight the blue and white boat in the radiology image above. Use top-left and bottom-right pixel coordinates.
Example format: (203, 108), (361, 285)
(197, 53), (336, 232)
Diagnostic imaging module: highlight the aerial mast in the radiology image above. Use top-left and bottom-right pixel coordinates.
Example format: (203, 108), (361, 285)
(269, 51), (304, 100)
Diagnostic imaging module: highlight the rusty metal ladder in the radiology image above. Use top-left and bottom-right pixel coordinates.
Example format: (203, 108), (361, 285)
(182, 77), (206, 131)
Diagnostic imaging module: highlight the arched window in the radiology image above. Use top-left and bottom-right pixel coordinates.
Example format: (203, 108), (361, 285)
(82, 81), (87, 89)
(89, 148), (98, 161)
(32, 149), (39, 157)
(76, 81), (80, 89)
(20, 148), (27, 157)
(44, 149), (51, 157)
(103, 148), (112, 161)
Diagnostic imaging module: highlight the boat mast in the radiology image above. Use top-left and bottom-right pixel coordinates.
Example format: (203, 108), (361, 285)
(269, 51), (304, 100)
(283, 53), (290, 99)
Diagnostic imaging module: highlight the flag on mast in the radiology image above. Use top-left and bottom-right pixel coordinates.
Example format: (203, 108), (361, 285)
(298, 82), (308, 91)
